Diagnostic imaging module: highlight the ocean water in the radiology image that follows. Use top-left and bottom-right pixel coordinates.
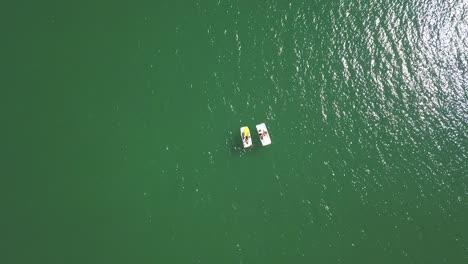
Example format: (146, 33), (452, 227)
(2, 0), (467, 263)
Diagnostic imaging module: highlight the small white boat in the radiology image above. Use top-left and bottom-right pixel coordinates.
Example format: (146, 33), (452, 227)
(256, 123), (271, 146)
(240, 126), (252, 148)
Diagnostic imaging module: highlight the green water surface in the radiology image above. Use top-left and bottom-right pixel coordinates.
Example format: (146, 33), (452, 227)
(2, 0), (467, 263)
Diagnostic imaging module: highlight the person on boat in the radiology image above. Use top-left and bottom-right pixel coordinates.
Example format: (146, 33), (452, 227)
(243, 128), (250, 142)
